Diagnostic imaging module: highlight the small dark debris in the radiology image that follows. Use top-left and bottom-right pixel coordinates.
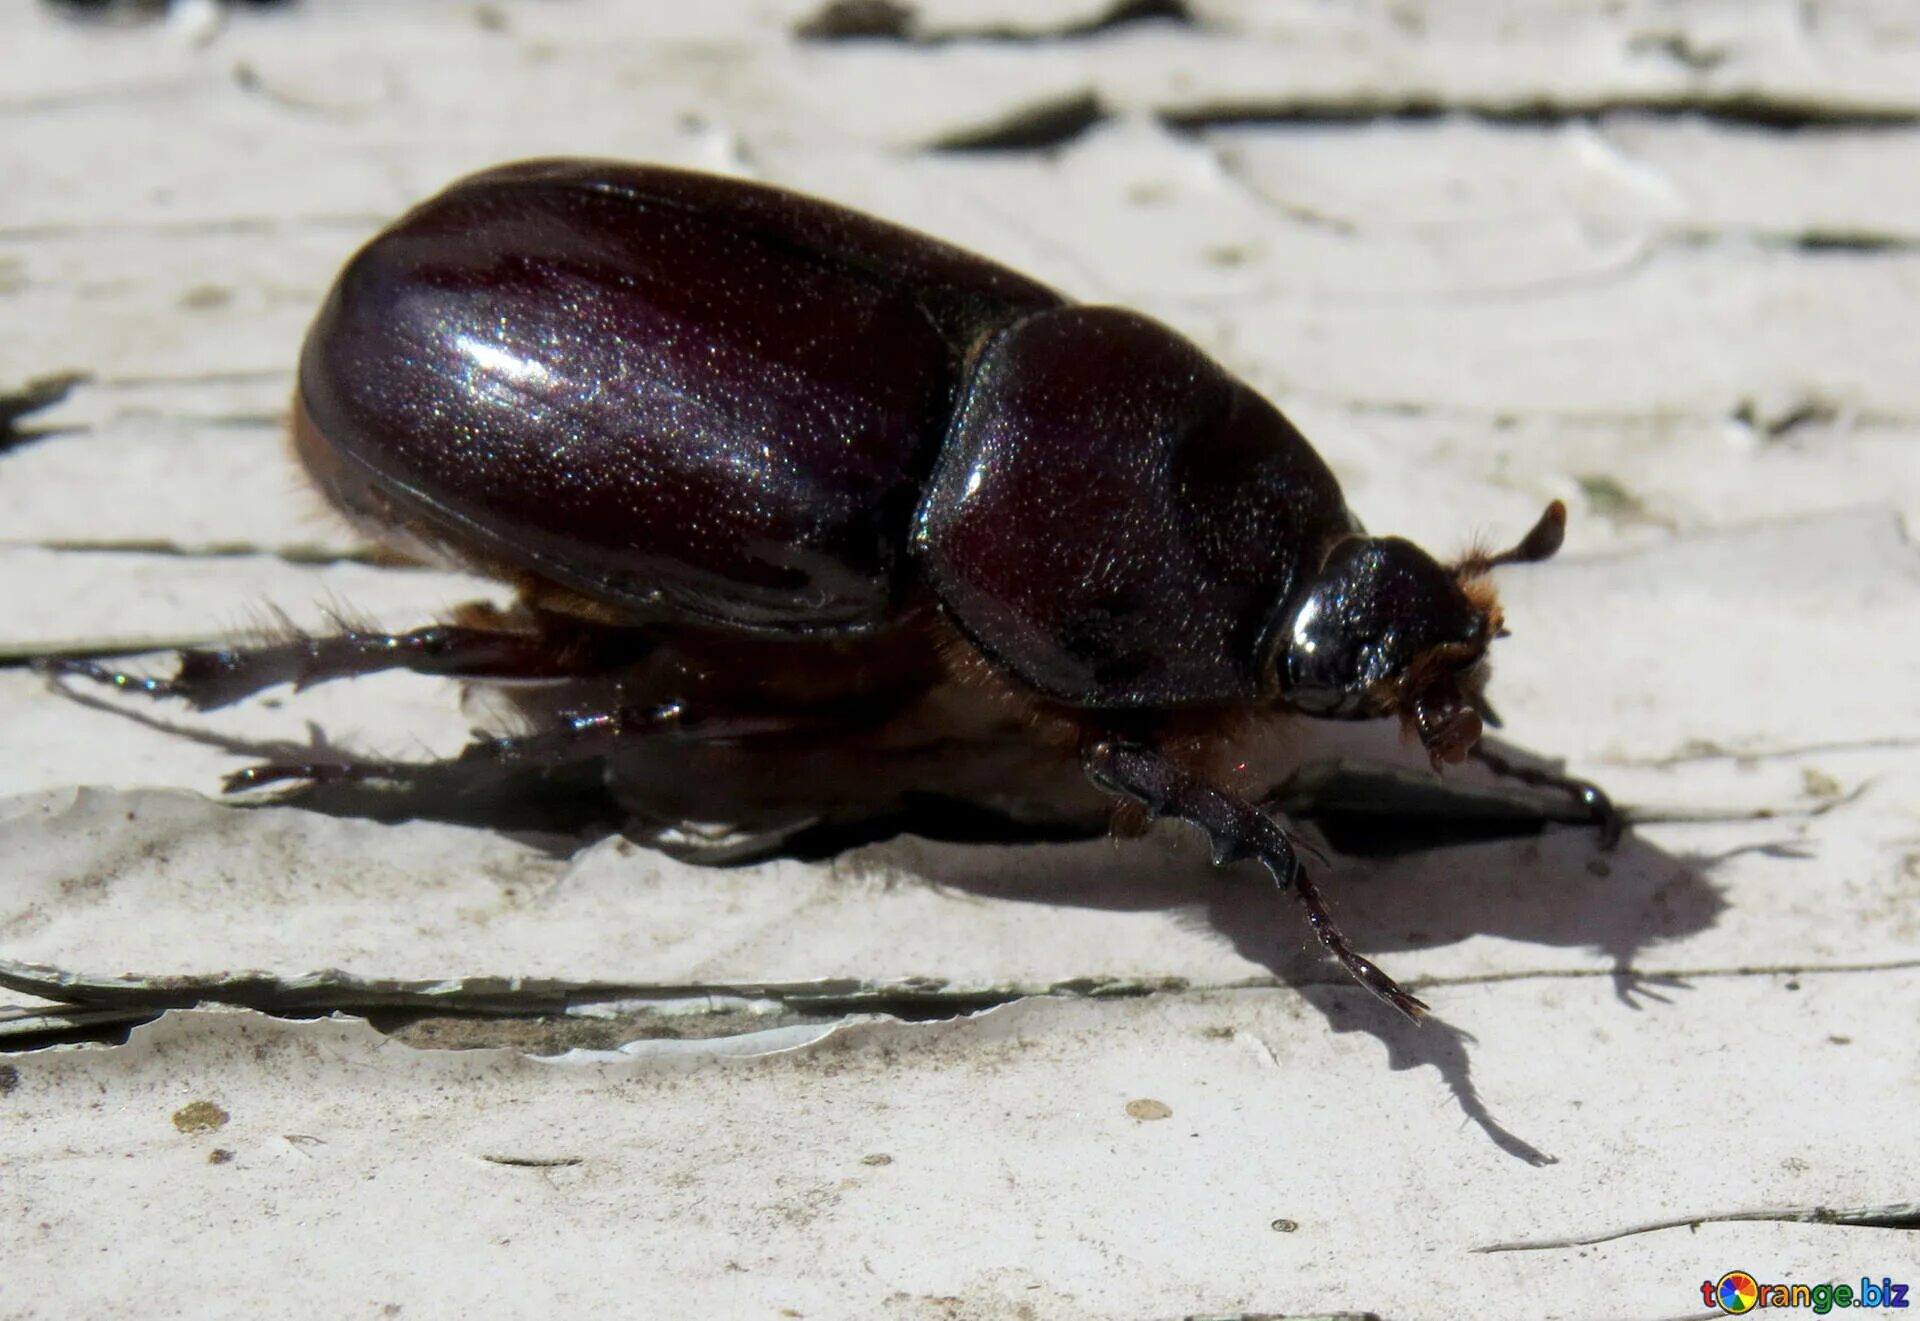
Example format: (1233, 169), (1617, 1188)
(1574, 473), (1649, 522)
(1790, 230), (1914, 254)
(208, 1148), (235, 1165)
(0, 1064), (19, 1095)
(860, 1152), (893, 1166)
(798, 0), (1190, 44)
(795, 0), (914, 40)
(481, 1153), (583, 1168)
(929, 91), (1106, 153)
(1731, 395), (1841, 440)
(1269, 1217), (1299, 1232)
(1080, 0), (1190, 34)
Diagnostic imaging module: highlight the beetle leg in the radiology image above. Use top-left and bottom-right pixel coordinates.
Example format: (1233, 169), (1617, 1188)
(1468, 744), (1623, 849)
(46, 622), (635, 712)
(1082, 738), (1427, 1021)
(221, 701), (808, 794)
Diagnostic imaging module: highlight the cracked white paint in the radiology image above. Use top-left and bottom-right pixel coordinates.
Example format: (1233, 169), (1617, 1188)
(2, 2), (1917, 1319)
(4, 990), (1916, 1319)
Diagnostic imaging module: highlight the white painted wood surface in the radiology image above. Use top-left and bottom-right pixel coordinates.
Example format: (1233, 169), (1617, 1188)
(3, 3), (1916, 1318)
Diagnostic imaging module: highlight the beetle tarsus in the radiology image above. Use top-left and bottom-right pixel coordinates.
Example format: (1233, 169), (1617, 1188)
(1083, 739), (1427, 1021)
(1470, 743), (1623, 849)
(43, 657), (184, 701)
(48, 623), (627, 712)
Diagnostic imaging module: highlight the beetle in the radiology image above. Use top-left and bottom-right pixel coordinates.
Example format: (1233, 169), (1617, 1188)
(60, 159), (1617, 1019)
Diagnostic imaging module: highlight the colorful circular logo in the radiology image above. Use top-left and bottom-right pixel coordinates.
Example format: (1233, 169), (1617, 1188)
(1716, 1271), (1760, 1314)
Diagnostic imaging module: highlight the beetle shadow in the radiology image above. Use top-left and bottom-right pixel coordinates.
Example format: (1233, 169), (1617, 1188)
(850, 813), (1722, 1164)
(818, 725), (1731, 1164)
(45, 673), (1734, 1160)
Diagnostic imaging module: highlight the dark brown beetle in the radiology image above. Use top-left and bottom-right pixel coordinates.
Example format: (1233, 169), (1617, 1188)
(62, 160), (1616, 1019)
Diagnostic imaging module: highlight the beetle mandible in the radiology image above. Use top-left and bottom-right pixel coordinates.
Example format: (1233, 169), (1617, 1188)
(62, 160), (1617, 1019)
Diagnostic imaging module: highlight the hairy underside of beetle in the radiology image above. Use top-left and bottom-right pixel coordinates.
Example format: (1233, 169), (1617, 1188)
(450, 591), (1298, 850)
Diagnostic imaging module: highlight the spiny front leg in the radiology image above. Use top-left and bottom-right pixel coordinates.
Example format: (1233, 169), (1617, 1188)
(1082, 738), (1427, 1020)
(46, 618), (638, 712)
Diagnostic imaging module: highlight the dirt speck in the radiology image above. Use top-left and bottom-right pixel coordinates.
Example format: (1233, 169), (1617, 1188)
(860, 1152), (893, 1166)
(171, 1100), (229, 1134)
(1801, 767), (1842, 799)
(0, 1065), (19, 1096)
(180, 284), (232, 310)
(1125, 1098), (1172, 1121)
(1575, 472), (1656, 523)
(208, 1148), (235, 1165)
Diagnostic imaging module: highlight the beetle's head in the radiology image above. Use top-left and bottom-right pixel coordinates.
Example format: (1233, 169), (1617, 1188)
(1272, 501), (1566, 767)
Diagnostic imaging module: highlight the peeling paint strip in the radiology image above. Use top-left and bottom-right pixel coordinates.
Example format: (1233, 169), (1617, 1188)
(546, 1020), (849, 1062)
(1160, 94), (1920, 133)
(8, 956), (1920, 1029)
(0, 956), (1180, 1018)
(0, 1004), (156, 1044)
(925, 91), (1920, 158)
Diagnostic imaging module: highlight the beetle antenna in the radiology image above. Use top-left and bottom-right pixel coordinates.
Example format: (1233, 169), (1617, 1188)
(1454, 500), (1566, 577)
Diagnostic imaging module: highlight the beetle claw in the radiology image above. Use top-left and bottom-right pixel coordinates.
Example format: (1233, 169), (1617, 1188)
(1469, 744), (1623, 848)
(41, 656), (182, 702)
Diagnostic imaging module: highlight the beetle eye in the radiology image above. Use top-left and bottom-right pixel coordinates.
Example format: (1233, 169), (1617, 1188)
(1273, 535), (1490, 720)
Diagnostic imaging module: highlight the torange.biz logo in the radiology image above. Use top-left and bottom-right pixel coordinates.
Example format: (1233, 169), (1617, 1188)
(1703, 1272), (1910, 1314)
